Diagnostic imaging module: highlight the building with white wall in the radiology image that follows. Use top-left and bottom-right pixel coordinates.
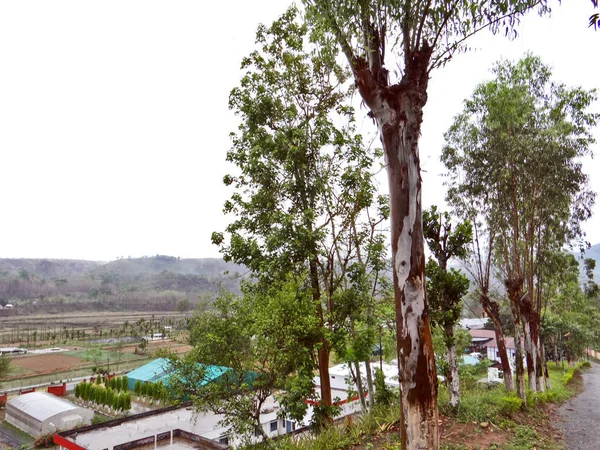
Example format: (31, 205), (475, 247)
(6, 392), (93, 437)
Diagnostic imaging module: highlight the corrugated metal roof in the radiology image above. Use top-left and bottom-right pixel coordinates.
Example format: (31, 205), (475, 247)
(127, 358), (231, 388)
(8, 392), (79, 422)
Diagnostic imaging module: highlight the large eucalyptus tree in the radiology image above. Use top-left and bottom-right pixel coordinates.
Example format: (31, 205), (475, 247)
(303, 0), (548, 447)
(423, 206), (471, 409)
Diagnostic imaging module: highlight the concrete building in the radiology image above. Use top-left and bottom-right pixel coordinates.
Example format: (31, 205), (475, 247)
(469, 329), (516, 363)
(6, 392), (93, 437)
(459, 317), (489, 330)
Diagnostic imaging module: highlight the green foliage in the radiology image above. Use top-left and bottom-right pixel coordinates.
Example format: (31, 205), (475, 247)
(91, 414), (110, 425)
(166, 278), (320, 441)
(74, 380), (131, 412)
(373, 368), (395, 406)
(562, 360), (591, 385)
(33, 432), (56, 448)
(0, 355), (11, 388)
(497, 393), (523, 416)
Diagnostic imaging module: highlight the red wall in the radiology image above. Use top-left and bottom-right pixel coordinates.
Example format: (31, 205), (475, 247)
(48, 383), (67, 397)
(53, 434), (87, 450)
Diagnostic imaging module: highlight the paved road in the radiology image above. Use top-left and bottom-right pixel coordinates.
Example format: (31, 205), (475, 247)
(557, 362), (600, 450)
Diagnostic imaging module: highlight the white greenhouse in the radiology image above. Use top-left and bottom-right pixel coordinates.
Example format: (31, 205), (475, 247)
(6, 392), (93, 437)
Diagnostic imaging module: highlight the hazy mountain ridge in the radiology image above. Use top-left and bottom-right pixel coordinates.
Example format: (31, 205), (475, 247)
(0, 256), (243, 314)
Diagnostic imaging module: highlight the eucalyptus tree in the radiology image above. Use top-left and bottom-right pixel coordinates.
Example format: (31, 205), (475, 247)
(442, 55), (597, 400)
(423, 206), (471, 409)
(302, 1), (549, 446)
(212, 8), (380, 420)
(466, 221), (515, 391)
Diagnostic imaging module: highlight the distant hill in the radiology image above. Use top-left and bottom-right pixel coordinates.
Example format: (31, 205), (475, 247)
(0, 256), (243, 315)
(95, 255), (239, 277)
(573, 242), (600, 282)
(0, 258), (101, 278)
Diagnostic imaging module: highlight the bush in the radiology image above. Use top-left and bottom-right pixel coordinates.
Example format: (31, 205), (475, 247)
(498, 394), (522, 416)
(562, 360), (590, 385)
(373, 368), (394, 406)
(34, 432), (56, 448)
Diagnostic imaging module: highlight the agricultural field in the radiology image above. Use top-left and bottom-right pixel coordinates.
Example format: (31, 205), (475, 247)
(0, 310), (193, 392)
(0, 310), (189, 346)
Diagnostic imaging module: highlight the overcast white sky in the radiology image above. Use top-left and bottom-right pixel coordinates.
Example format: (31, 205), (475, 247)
(0, 1), (598, 261)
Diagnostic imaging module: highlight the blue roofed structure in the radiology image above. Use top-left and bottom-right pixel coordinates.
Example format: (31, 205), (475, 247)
(126, 358), (230, 390)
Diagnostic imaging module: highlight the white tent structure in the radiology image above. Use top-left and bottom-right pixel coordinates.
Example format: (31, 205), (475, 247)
(6, 392), (93, 437)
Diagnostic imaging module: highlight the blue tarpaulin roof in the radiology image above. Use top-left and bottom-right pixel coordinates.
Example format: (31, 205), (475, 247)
(461, 355), (480, 366)
(127, 358), (230, 390)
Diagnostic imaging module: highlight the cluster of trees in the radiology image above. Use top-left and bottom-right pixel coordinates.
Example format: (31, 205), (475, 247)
(1, 313), (187, 347)
(0, 356), (10, 387)
(74, 381), (132, 412)
(133, 380), (169, 404)
(106, 375), (129, 392)
(162, 1), (598, 447)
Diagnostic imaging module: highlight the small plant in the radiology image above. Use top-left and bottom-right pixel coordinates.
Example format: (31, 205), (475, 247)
(499, 419), (516, 430)
(498, 393), (522, 416)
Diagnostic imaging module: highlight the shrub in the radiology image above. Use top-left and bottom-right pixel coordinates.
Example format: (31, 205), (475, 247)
(373, 368), (394, 406)
(34, 432), (56, 448)
(498, 394), (522, 416)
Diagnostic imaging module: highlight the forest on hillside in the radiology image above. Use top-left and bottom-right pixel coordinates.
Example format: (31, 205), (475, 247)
(0, 255), (242, 314)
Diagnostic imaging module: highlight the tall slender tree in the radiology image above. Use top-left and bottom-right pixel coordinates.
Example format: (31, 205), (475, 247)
(212, 8), (380, 422)
(423, 206), (471, 409)
(303, 1), (549, 447)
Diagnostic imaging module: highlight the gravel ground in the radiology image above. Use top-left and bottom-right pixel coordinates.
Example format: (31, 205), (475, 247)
(0, 421), (31, 449)
(557, 362), (600, 450)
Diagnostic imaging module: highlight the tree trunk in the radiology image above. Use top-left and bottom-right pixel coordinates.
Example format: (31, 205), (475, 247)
(317, 344), (333, 410)
(522, 320), (537, 392)
(445, 324), (460, 409)
(364, 358), (375, 409)
(309, 255), (333, 415)
(513, 324), (526, 405)
(384, 93), (438, 450)
(482, 297), (514, 391)
(349, 43), (437, 450)
(541, 343), (551, 390)
(351, 361), (368, 413)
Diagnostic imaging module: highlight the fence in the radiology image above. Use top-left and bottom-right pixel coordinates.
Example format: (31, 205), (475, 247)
(0, 357), (153, 391)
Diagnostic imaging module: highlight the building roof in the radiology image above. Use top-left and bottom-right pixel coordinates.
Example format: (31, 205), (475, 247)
(459, 318), (489, 330)
(7, 392), (81, 422)
(127, 358), (230, 386)
(469, 329), (515, 350)
(461, 355), (480, 366)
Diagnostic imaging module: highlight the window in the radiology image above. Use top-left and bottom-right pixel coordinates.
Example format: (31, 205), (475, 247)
(270, 420), (278, 432)
(286, 420), (295, 433)
(254, 426), (261, 437)
(496, 351), (499, 358)
(219, 436), (229, 445)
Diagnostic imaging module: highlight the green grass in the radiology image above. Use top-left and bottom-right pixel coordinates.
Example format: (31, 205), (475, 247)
(243, 361), (590, 450)
(64, 349), (140, 362)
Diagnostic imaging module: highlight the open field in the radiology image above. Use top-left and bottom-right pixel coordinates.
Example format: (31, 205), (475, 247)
(11, 353), (85, 373)
(0, 311), (189, 346)
(1, 336), (192, 391)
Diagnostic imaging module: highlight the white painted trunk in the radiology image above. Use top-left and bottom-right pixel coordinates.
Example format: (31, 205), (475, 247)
(522, 321), (537, 392)
(513, 325), (527, 404)
(447, 342), (460, 409)
(365, 359), (375, 408)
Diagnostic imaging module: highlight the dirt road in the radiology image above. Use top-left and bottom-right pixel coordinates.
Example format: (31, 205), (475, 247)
(557, 362), (600, 449)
